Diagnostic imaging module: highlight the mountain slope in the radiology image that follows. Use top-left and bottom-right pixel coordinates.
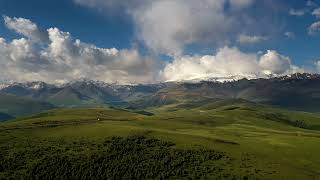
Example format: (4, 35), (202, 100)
(0, 93), (54, 117)
(68, 81), (122, 103)
(1, 73), (320, 112)
(47, 87), (94, 107)
(151, 74), (320, 112)
(0, 112), (13, 121)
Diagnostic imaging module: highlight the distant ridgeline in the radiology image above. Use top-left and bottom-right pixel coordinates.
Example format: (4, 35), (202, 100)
(0, 112), (13, 122)
(1, 73), (320, 118)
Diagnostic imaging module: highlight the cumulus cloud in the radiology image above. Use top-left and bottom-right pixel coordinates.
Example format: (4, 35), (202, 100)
(308, 21), (320, 35)
(237, 34), (268, 44)
(307, 0), (318, 7)
(0, 16), (313, 84)
(3, 16), (49, 42)
(284, 32), (295, 39)
(259, 50), (291, 75)
(312, 8), (320, 18)
(229, 0), (254, 9)
(0, 16), (161, 84)
(162, 47), (300, 82)
(74, 0), (287, 56)
(289, 9), (307, 16)
(131, 0), (286, 55)
(316, 61), (320, 72)
(131, 0), (232, 55)
(162, 47), (259, 81)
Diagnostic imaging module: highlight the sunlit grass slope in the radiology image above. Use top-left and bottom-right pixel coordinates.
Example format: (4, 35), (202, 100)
(1, 102), (320, 179)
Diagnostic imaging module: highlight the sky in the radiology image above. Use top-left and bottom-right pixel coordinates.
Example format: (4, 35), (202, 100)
(0, 0), (320, 84)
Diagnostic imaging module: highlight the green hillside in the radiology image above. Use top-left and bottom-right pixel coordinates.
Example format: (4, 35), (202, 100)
(0, 93), (54, 117)
(0, 112), (13, 121)
(1, 102), (320, 179)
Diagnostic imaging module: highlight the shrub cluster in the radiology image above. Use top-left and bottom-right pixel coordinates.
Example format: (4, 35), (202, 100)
(0, 136), (250, 179)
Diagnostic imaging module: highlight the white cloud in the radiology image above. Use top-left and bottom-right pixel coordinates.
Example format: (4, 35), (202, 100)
(316, 61), (320, 72)
(131, 0), (275, 55)
(0, 16), (162, 84)
(162, 47), (260, 81)
(74, 0), (288, 56)
(289, 9), (307, 16)
(162, 47), (301, 82)
(131, 0), (231, 55)
(0, 16), (314, 84)
(229, 0), (254, 10)
(237, 34), (268, 44)
(259, 50), (291, 75)
(284, 32), (295, 39)
(312, 8), (320, 18)
(3, 16), (48, 42)
(307, 0), (318, 7)
(308, 21), (320, 35)
(73, 0), (138, 10)
(9, 38), (36, 62)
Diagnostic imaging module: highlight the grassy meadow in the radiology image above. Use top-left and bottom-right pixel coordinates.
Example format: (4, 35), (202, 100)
(1, 101), (320, 179)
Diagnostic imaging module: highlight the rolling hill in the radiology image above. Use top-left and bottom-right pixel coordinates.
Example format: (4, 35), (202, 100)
(1, 102), (320, 179)
(1, 75), (320, 178)
(0, 93), (54, 117)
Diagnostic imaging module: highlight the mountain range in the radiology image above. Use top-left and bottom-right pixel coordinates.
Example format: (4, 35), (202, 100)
(1, 73), (320, 120)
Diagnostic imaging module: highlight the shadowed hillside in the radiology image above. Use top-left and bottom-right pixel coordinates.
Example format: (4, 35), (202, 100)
(2, 73), (320, 112)
(0, 93), (54, 117)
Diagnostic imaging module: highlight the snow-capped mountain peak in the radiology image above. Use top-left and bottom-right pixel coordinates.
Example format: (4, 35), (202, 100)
(166, 74), (258, 83)
(279, 73), (320, 81)
(0, 84), (9, 90)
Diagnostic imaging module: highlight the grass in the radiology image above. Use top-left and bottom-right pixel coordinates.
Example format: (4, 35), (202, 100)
(0, 103), (320, 179)
(0, 93), (54, 117)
